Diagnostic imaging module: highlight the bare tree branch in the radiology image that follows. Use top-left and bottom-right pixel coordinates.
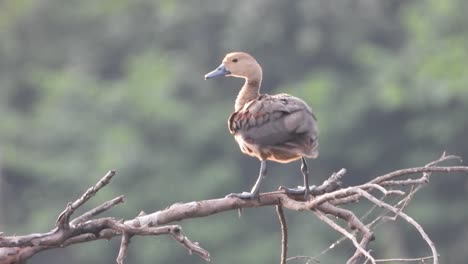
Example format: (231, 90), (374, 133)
(313, 208), (375, 264)
(375, 255), (436, 262)
(276, 205), (287, 264)
(356, 189), (439, 264)
(286, 255), (320, 263)
(116, 232), (131, 264)
(1, 154), (467, 264)
(56, 170), (116, 229)
(71, 195), (125, 226)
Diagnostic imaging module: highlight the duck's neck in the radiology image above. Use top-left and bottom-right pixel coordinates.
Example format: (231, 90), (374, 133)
(235, 78), (262, 111)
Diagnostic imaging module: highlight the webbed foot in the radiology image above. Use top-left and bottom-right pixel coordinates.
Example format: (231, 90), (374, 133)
(279, 185), (316, 199)
(226, 191), (258, 199)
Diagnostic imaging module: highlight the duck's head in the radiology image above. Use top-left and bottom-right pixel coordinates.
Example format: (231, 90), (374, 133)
(205, 52), (262, 81)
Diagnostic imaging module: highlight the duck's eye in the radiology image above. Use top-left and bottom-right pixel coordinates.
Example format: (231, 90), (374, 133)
(232, 58), (238, 63)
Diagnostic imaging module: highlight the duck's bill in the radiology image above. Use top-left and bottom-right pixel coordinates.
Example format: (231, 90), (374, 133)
(204, 64), (230, 79)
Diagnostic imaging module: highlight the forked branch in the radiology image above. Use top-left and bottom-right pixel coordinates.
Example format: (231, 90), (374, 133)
(0, 153), (467, 264)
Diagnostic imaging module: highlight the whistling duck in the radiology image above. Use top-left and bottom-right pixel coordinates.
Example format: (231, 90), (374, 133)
(205, 52), (318, 199)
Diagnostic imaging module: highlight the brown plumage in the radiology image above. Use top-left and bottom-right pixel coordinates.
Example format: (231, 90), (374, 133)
(205, 52), (318, 199)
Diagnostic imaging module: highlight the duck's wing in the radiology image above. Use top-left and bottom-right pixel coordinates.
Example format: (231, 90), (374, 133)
(228, 94), (318, 146)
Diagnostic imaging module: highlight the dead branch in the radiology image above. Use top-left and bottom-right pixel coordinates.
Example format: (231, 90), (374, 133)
(276, 204), (287, 264)
(1, 153), (467, 264)
(116, 232), (131, 264)
(56, 170), (116, 229)
(375, 255), (436, 262)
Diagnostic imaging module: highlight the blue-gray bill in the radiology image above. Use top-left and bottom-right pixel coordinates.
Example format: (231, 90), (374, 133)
(204, 64), (230, 79)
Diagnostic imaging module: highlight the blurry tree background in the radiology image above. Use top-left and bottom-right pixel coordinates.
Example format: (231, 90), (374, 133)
(1, 0), (467, 263)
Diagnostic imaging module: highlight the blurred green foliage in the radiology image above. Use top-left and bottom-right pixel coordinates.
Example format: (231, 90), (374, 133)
(0, 0), (467, 263)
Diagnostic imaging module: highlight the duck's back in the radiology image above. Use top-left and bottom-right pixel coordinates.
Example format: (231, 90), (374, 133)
(228, 93), (318, 163)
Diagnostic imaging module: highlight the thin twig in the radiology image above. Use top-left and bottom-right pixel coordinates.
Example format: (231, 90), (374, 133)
(286, 255), (320, 263)
(371, 166), (467, 185)
(310, 168), (346, 195)
(307, 194), (388, 262)
(276, 205), (287, 264)
(170, 226), (211, 261)
(375, 255), (436, 262)
(364, 153), (456, 229)
(116, 232), (131, 264)
(317, 203), (374, 264)
(313, 209), (375, 264)
(356, 189), (439, 264)
(56, 170), (116, 229)
(71, 195), (125, 226)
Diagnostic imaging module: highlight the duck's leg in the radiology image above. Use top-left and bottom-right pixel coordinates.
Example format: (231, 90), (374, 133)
(301, 157), (311, 198)
(280, 157), (313, 199)
(227, 159), (267, 199)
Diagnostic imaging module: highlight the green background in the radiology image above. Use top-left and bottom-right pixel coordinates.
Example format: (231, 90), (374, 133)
(0, 0), (467, 263)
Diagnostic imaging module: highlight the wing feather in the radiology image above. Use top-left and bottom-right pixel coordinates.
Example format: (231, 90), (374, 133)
(228, 94), (318, 146)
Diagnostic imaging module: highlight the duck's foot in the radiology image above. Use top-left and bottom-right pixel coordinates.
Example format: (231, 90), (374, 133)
(279, 185), (316, 199)
(226, 191), (258, 199)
